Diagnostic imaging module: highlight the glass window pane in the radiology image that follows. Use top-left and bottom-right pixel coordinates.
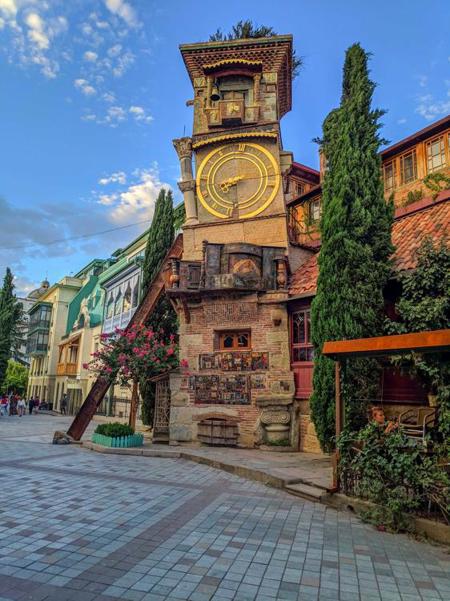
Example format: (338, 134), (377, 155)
(223, 335), (234, 348)
(306, 311), (311, 343)
(237, 334), (249, 348)
(401, 151), (417, 184)
(293, 312), (306, 344)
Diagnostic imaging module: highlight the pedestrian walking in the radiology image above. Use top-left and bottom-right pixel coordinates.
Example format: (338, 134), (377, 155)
(33, 398), (40, 414)
(28, 397), (34, 415)
(60, 393), (68, 415)
(17, 397), (26, 417)
(0, 396), (7, 417)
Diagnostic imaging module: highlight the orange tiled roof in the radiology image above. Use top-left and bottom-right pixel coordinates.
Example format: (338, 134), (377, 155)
(289, 196), (450, 297)
(289, 253), (319, 296)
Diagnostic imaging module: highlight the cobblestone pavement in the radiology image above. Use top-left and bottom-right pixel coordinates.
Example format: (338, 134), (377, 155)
(0, 415), (449, 601)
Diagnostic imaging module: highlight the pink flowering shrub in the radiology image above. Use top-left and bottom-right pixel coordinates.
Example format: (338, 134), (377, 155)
(84, 324), (180, 386)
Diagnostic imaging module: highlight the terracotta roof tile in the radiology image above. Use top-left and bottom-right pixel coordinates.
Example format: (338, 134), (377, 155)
(392, 198), (450, 270)
(289, 253), (319, 296)
(289, 198), (450, 296)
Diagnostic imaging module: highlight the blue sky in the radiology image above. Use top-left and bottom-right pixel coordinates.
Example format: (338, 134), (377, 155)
(1, 0), (449, 296)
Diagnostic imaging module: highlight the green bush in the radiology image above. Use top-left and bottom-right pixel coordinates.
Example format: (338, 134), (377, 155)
(94, 422), (134, 437)
(338, 424), (449, 531)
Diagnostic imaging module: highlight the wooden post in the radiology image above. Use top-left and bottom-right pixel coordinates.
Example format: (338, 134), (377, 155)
(335, 361), (343, 437)
(129, 379), (139, 430)
(333, 361), (342, 491)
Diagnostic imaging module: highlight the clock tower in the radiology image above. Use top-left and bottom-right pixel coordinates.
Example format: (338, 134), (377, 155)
(174, 35), (294, 258)
(167, 35), (297, 449)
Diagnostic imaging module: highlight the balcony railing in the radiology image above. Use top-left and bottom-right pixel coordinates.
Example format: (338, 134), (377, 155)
(57, 362), (78, 376)
(102, 307), (137, 334)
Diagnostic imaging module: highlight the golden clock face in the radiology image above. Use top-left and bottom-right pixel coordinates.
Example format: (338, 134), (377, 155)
(196, 142), (280, 219)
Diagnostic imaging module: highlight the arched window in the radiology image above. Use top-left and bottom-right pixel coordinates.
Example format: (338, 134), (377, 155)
(114, 291), (122, 315)
(106, 295), (114, 318)
(123, 283), (132, 312)
(132, 278), (140, 307)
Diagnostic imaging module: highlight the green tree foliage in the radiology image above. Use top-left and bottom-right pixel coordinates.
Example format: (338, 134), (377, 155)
(310, 44), (394, 451)
(0, 268), (24, 387)
(1, 359), (29, 394)
(209, 20), (302, 77)
(140, 189), (177, 426)
(338, 424), (449, 529)
(385, 238), (450, 451)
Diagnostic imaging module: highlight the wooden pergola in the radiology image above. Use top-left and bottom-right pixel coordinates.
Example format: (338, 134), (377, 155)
(322, 329), (450, 490)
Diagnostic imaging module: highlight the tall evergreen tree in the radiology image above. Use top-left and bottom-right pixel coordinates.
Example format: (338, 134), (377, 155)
(0, 268), (24, 387)
(140, 189), (177, 425)
(310, 44), (394, 451)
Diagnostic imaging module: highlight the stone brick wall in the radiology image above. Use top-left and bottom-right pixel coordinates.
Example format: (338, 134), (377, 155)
(170, 292), (295, 448)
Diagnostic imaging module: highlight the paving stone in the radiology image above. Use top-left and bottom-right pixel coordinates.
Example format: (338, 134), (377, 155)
(0, 415), (449, 601)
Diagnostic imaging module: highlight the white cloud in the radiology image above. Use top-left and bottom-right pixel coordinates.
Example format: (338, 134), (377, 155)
(104, 0), (138, 28)
(129, 105), (152, 124)
(106, 168), (170, 224)
(83, 103), (151, 128)
(105, 105), (126, 125)
(0, 4), (67, 78)
(25, 12), (49, 49)
(83, 50), (97, 62)
(0, 0), (18, 18)
(416, 92), (450, 121)
(397, 118), (407, 124)
(98, 193), (118, 205)
(112, 48), (134, 76)
(74, 78), (96, 96)
(102, 91), (116, 103)
(107, 43), (121, 57)
(99, 171), (127, 185)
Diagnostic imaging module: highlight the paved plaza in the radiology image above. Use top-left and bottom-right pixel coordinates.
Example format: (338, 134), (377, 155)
(0, 415), (449, 601)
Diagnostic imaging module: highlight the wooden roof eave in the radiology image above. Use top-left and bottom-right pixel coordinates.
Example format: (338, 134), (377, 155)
(322, 329), (450, 360)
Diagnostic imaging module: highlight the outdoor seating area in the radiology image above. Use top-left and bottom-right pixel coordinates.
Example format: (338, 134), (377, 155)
(398, 407), (437, 443)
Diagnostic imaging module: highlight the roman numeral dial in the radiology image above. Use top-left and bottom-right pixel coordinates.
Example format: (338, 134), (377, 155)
(195, 142), (280, 219)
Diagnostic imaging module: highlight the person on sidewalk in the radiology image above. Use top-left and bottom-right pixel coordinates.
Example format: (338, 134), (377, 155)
(28, 397), (34, 415)
(33, 398), (40, 414)
(60, 393), (68, 415)
(17, 397), (26, 417)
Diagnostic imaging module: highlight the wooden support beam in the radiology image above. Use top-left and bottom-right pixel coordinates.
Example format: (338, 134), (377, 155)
(66, 235), (183, 441)
(323, 329), (450, 359)
(333, 361), (342, 491)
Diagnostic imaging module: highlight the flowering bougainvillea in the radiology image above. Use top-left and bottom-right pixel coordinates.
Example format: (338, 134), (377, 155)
(83, 323), (182, 386)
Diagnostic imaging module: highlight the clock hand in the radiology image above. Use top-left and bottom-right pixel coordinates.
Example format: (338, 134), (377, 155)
(219, 175), (244, 193)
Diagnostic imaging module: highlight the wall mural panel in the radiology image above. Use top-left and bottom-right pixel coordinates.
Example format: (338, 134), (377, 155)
(198, 351), (269, 371)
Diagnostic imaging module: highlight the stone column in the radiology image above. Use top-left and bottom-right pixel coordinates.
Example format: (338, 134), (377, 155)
(173, 137), (198, 225)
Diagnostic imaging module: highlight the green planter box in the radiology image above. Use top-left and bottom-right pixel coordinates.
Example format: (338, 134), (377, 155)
(92, 432), (144, 448)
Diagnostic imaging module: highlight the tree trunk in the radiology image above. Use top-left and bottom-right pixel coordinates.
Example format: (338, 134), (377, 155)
(129, 379), (139, 430)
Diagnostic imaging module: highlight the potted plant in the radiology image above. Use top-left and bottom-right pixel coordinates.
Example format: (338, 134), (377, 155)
(92, 422), (144, 448)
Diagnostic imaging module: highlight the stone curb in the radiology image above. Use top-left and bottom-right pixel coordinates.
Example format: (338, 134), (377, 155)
(325, 493), (450, 545)
(80, 441), (449, 545)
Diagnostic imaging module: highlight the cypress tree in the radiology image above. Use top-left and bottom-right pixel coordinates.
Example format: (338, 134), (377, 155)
(140, 189), (177, 426)
(0, 268), (24, 387)
(310, 44), (394, 451)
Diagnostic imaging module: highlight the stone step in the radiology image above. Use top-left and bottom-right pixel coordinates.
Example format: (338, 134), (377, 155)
(284, 482), (330, 502)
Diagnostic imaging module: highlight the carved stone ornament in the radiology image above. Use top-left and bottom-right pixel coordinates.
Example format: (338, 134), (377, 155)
(173, 137), (193, 159)
(178, 179), (196, 193)
(260, 409), (290, 426)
